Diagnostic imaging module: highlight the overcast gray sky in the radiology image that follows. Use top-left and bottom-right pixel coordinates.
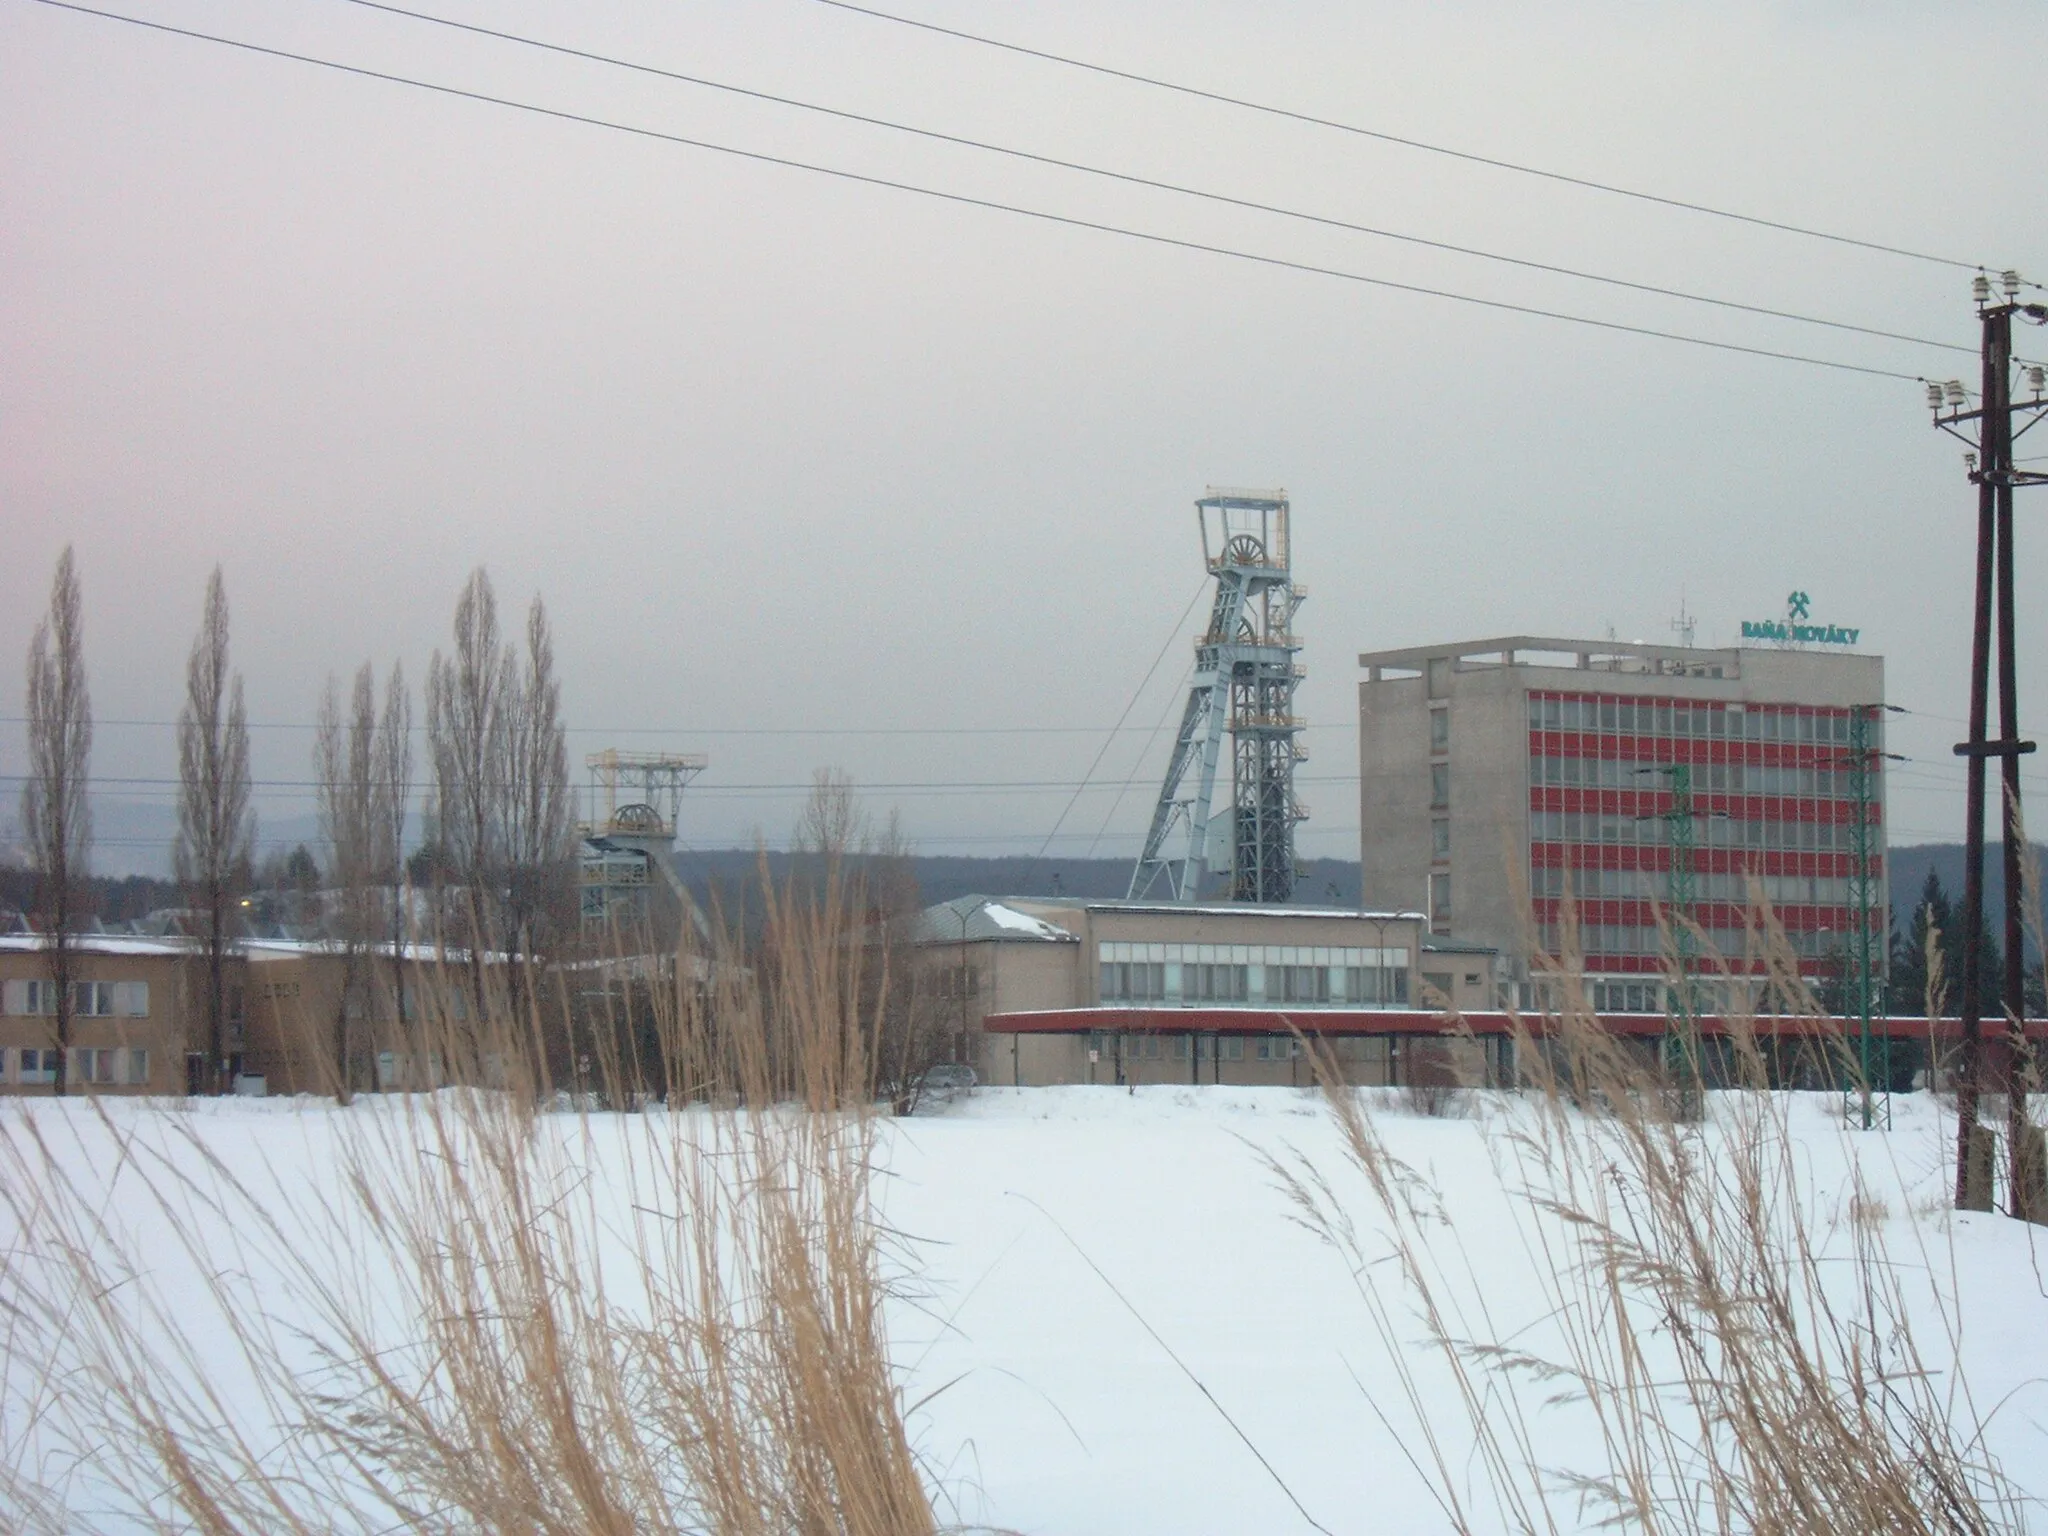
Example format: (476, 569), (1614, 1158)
(5, 0), (2046, 877)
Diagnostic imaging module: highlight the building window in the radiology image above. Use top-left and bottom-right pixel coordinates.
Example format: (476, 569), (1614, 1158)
(1431, 817), (1450, 859)
(1186, 963), (1250, 1002)
(1430, 764), (1449, 809)
(933, 965), (980, 1000)
(127, 1049), (150, 1086)
(72, 981), (116, 1017)
(1429, 708), (1449, 753)
(1257, 1036), (1295, 1062)
(15, 1048), (56, 1085)
(70, 1048), (117, 1086)
(1343, 964), (1409, 1005)
(1429, 872), (1451, 927)
(1270, 965), (1332, 1004)
(1100, 961), (1165, 1002)
(1422, 971), (1455, 1003)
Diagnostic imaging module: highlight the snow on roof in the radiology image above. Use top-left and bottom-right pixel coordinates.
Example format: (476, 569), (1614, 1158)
(910, 895), (1080, 945)
(0, 933), (191, 958)
(1083, 902), (1426, 922)
(979, 902), (1075, 940)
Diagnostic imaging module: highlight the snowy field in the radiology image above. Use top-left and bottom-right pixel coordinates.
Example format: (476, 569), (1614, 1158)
(5, 1086), (2047, 1533)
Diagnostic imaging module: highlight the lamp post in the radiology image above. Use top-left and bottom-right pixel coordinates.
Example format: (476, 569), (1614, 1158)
(955, 902), (972, 1068)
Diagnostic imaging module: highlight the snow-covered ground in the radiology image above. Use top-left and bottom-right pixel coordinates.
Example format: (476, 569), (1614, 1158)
(5, 1086), (2046, 1532)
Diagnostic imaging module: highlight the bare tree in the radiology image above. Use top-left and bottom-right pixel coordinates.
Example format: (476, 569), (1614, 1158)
(21, 547), (92, 1096)
(175, 568), (254, 1096)
(316, 665), (379, 1100)
(427, 569), (512, 961)
(376, 661), (413, 1038)
(427, 572), (574, 994)
(502, 595), (574, 969)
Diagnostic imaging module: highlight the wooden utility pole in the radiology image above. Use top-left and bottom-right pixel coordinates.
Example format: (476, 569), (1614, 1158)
(1932, 272), (2048, 1213)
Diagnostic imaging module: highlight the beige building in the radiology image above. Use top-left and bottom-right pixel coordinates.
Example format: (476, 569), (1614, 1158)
(1, 935), (200, 1094)
(2, 934), (473, 1097)
(1358, 635), (1887, 1009)
(913, 896), (1503, 1088)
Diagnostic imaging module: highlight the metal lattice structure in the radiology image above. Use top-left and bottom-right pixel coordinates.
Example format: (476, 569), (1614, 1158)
(1643, 762), (1705, 1119)
(578, 749), (708, 935)
(583, 749), (709, 842)
(1842, 705), (1891, 1129)
(1129, 489), (1307, 903)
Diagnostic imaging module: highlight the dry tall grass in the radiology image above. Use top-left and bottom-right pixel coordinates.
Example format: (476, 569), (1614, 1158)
(1275, 910), (2029, 1535)
(0, 852), (939, 1534)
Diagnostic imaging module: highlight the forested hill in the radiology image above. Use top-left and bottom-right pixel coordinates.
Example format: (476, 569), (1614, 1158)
(1887, 843), (2046, 945)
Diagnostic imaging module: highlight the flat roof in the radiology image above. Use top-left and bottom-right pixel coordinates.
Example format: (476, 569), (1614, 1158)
(1055, 900), (1425, 922)
(986, 1007), (2044, 1041)
(1358, 635), (1879, 673)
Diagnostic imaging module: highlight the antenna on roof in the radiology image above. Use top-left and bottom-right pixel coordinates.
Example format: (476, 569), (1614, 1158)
(1670, 598), (1697, 649)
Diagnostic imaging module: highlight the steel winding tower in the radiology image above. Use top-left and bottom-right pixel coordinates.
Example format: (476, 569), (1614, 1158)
(1129, 489), (1307, 903)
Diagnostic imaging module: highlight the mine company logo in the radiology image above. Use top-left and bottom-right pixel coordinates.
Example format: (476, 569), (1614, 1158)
(1741, 590), (1860, 646)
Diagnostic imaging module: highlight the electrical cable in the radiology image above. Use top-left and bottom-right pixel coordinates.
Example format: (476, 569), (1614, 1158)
(1083, 658), (1193, 861)
(26, 0), (1936, 384)
(1024, 576), (1204, 867)
(806, 0), (1989, 273)
(325, 0), (1971, 357)
(0, 715), (1222, 736)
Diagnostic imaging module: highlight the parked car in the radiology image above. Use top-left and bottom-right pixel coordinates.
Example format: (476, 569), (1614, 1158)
(902, 1062), (977, 1115)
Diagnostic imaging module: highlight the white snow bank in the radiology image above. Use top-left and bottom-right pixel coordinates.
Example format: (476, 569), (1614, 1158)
(2, 1089), (2042, 1533)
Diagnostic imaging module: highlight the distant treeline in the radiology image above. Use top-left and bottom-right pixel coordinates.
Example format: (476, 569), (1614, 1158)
(8, 846), (2029, 944)
(668, 849), (1367, 913)
(0, 868), (181, 926)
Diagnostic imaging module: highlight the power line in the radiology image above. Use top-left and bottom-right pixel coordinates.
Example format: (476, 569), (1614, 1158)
(327, 0), (1970, 357)
(0, 715), (1227, 736)
(27, 0), (1933, 384)
(807, 0), (1988, 273)
(0, 770), (1371, 794)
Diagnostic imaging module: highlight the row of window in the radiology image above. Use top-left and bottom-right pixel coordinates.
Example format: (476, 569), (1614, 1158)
(1530, 977), (1763, 1014)
(3, 1047), (151, 1086)
(1098, 942), (1407, 968)
(1086, 1032), (1396, 1063)
(1528, 695), (1874, 745)
(1088, 1032), (1300, 1063)
(1099, 960), (1411, 1007)
(1, 980), (151, 1018)
(1530, 755), (1876, 800)
(1532, 809), (1866, 852)
(1536, 922), (1847, 959)
(1530, 865), (1881, 908)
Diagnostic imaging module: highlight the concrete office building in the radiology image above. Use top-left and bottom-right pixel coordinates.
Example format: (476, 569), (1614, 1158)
(1357, 636), (1887, 1010)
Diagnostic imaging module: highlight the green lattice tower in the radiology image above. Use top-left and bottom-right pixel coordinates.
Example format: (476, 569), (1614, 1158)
(1658, 764), (1705, 1119)
(1843, 705), (1890, 1129)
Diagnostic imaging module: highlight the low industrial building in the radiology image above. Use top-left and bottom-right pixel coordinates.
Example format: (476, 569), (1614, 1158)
(909, 896), (1511, 1088)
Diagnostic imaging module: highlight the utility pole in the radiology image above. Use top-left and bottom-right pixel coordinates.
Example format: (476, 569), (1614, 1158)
(1929, 271), (2048, 1213)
